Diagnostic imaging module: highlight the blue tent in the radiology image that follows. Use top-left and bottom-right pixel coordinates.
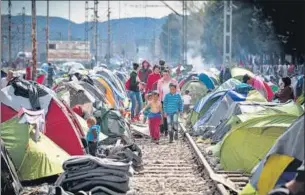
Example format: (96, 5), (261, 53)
(193, 90), (248, 130)
(198, 73), (215, 90)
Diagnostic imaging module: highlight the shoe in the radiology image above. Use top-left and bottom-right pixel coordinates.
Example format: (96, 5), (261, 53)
(164, 131), (168, 137)
(169, 131), (174, 143)
(135, 115), (140, 121)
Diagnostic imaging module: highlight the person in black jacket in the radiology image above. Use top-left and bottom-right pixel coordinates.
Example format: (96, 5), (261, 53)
(129, 63), (143, 122)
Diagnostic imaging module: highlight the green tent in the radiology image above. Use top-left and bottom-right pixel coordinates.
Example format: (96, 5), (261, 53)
(231, 67), (255, 81)
(219, 114), (298, 173)
(181, 79), (209, 105)
(215, 78), (241, 92)
(1, 117), (69, 181)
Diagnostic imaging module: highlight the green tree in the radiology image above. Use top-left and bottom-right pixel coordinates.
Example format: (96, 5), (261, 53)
(200, 1), (280, 64)
(159, 14), (182, 64)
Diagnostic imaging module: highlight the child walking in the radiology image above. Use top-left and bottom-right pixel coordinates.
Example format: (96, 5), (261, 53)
(143, 93), (153, 124)
(86, 117), (101, 156)
(182, 90), (192, 113)
(141, 91), (162, 144)
(163, 83), (183, 143)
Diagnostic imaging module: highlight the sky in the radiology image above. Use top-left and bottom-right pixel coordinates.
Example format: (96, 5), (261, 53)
(1, 1), (184, 23)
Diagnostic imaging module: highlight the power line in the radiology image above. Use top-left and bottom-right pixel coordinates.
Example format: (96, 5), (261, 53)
(22, 6), (25, 52)
(8, 0), (12, 65)
(107, 0), (111, 65)
(46, 0), (49, 62)
(31, 0), (37, 80)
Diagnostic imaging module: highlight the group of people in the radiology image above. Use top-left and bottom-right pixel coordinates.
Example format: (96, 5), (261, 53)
(126, 60), (191, 144)
(242, 74), (295, 103)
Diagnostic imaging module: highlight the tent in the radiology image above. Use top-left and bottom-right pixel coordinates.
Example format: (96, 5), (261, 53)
(198, 73), (215, 90)
(189, 89), (266, 127)
(94, 68), (126, 96)
(1, 110), (70, 181)
(92, 77), (116, 108)
(54, 81), (95, 108)
(1, 139), (23, 195)
(219, 114), (298, 173)
(181, 79), (209, 105)
(210, 101), (304, 144)
(231, 67), (255, 81)
(240, 115), (304, 195)
(192, 90), (266, 134)
(1, 79), (86, 155)
(189, 91), (227, 127)
(78, 81), (108, 105)
(215, 78), (241, 92)
(179, 73), (198, 88)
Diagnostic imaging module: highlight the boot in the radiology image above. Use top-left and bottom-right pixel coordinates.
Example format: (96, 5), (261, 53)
(174, 130), (178, 140)
(169, 131), (174, 143)
(164, 131), (168, 137)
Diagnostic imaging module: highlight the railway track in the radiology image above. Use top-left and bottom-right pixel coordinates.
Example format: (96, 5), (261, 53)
(130, 122), (249, 195)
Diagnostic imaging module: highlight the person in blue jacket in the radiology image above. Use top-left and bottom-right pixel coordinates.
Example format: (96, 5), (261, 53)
(163, 83), (183, 143)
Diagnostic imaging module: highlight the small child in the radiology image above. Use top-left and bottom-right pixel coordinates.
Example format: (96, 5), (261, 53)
(143, 93), (153, 124)
(163, 83), (183, 143)
(86, 117), (101, 156)
(182, 90), (192, 113)
(141, 91), (162, 144)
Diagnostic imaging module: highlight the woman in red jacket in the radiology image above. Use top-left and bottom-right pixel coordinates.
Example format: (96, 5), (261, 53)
(146, 65), (161, 94)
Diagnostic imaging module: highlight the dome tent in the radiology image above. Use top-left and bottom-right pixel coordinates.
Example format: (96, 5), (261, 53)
(240, 115), (304, 195)
(219, 114), (298, 174)
(181, 79), (209, 105)
(1, 78), (86, 155)
(1, 109), (69, 181)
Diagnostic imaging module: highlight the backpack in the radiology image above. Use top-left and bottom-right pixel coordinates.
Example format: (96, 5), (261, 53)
(93, 103), (132, 143)
(125, 78), (130, 90)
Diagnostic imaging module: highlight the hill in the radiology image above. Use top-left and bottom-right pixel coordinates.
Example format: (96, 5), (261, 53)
(1, 14), (167, 58)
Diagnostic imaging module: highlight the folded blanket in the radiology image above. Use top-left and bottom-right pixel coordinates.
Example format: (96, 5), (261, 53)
(63, 156), (130, 172)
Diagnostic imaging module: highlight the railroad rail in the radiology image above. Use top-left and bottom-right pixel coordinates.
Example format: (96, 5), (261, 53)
(130, 122), (249, 195)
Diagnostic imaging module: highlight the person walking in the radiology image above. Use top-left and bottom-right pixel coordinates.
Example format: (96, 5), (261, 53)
(146, 65), (161, 93)
(157, 69), (180, 136)
(138, 60), (152, 102)
(129, 63), (143, 122)
(182, 90), (192, 113)
(141, 91), (162, 144)
(163, 83), (183, 143)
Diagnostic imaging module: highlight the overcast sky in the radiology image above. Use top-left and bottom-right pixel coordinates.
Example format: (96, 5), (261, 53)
(1, 1), (184, 23)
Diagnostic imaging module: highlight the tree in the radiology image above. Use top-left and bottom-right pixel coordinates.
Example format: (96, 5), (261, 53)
(200, 1), (281, 65)
(159, 14), (182, 64)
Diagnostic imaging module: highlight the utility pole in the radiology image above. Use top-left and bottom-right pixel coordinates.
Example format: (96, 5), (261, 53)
(223, 1), (232, 68)
(22, 7), (25, 52)
(85, 1), (89, 61)
(107, 0), (111, 66)
(68, 0), (71, 59)
(0, 2), (2, 64)
(182, 0), (187, 66)
(167, 16), (171, 63)
(8, 0), (12, 66)
(46, 0), (49, 62)
(31, 0), (37, 80)
(93, 0), (98, 67)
